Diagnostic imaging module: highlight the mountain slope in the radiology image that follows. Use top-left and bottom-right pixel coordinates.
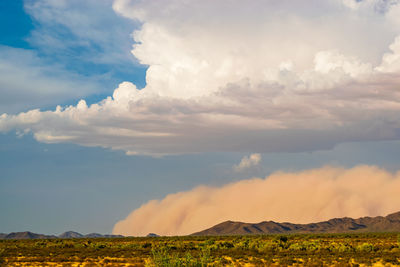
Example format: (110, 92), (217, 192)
(59, 231), (84, 238)
(0, 231), (124, 239)
(84, 233), (124, 238)
(2, 232), (57, 239)
(192, 211), (400, 236)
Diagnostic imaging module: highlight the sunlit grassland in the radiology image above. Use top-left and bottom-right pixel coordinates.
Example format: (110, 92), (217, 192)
(1, 233), (400, 266)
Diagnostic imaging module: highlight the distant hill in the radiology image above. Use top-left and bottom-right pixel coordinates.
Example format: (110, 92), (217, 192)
(192, 211), (400, 236)
(0, 231), (124, 240)
(84, 233), (124, 238)
(147, 233), (160, 237)
(84, 233), (106, 238)
(3, 212), (400, 239)
(102, 234), (124, 238)
(58, 231), (84, 238)
(1, 232), (57, 240)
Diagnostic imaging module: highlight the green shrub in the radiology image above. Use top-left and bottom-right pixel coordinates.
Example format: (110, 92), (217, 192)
(146, 245), (212, 267)
(397, 234), (400, 248)
(357, 243), (374, 253)
(219, 241), (234, 249)
(142, 242), (152, 249)
(289, 243), (306, 251)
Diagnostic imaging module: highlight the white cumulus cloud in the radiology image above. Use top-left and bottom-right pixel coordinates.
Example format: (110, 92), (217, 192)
(2, 0), (400, 155)
(234, 154), (262, 172)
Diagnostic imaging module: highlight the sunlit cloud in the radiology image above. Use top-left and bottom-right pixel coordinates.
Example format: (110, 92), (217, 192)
(2, 0), (400, 155)
(233, 154), (261, 172)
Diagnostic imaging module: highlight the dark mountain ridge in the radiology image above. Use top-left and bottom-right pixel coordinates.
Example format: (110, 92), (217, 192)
(1, 232), (57, 240)
(192, 211), (400, 236)
(0, 231), (124, 240)
(58, 231), (83, 239)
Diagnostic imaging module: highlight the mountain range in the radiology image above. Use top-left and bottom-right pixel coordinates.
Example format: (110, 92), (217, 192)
(2, 211), (400, 239)
(0, 231), (123, 240)
(192, 211), (400, 236)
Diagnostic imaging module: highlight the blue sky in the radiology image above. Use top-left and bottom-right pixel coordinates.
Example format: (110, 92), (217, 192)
(2, 0), (400, 235)
(0, 0), (32, 48)
(0, 0), (149, 233)
(0, 0), (146, 114)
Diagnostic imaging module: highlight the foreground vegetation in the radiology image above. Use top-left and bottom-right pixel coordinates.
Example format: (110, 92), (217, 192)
(1, 233), (400, 266)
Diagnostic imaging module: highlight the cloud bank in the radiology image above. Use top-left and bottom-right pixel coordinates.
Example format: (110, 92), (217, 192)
(234, 153), (261, 172)
(113, 165), (400, 236)
(2, 0), (400, 154)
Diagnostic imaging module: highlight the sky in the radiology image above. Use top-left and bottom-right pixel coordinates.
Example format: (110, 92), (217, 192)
(2, 0), (400, 236)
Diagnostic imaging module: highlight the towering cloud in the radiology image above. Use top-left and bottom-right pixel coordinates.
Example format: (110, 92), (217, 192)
(2, 0), (400, 155)
(113, 165), (400, 236)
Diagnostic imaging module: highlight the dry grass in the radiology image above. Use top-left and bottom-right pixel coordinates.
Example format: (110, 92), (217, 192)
(1, 233), (400, 266)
